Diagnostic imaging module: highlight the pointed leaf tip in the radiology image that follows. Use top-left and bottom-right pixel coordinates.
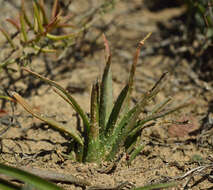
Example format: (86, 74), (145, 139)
(102, 34), (111, 61)
(51, 0), (60, 20)
(139, 32), (152, 47)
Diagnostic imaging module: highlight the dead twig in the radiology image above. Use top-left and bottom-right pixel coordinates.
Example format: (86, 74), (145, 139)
(174, 164), (213, 180)
(87, 181), (133, 190)
(0, 166), (91, 187)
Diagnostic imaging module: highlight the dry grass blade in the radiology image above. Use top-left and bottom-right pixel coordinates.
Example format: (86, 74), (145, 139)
(128, 32), (152, 94)
(129, 101), (192, 138)
(12, 91), (83, 145)
(22, 67), (90, 131)
(150, 72), (168, 93)
(132, 182), (178, 190)
(0, 27), (16, 49)
(121, 33), (152, 118)
(6, 18), (20, 31)
(51, 0), (60, 21)
(149, 97), (172, 115)
(52, 87), (90, 135)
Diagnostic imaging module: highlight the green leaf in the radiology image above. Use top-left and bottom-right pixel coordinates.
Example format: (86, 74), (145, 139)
(106, 72), (168, 160)
(129, 101), (191, 138)
(105, 84), (129, 136)
(0, 163), (64, 190)
(12, 91), (84, 146)
(46, 32), (79, 41)
(46, 15), (96, 40)
(22, 67), (90, 132)
(33, 1), (44, 33)
(105, 105), (137, 161)
(85, 138), (101, 163)
(127, 143), (145, 165)
(124, 91), (154, 137)
(90, 82), (100, 139)
(85, 82), (101, 162)
(32, 44), (57, 53)
(0, 95), (15, 102)
(20, 12), (28, 42)
(75, 144), (84, 162)
(37, 1), (48, 25)
(99, 34), (113, 134)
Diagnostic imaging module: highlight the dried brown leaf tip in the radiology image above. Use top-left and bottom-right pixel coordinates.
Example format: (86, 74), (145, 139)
(102, 34), (111, 61)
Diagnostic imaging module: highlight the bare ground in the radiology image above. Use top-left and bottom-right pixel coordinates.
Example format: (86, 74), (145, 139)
(0, 0), (213, 189)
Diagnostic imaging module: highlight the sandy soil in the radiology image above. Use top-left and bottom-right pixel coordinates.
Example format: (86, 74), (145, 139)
(0, 0), (213, 189)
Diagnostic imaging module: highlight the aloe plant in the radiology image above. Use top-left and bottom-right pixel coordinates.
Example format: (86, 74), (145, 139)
(12, 33), (190, 163)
